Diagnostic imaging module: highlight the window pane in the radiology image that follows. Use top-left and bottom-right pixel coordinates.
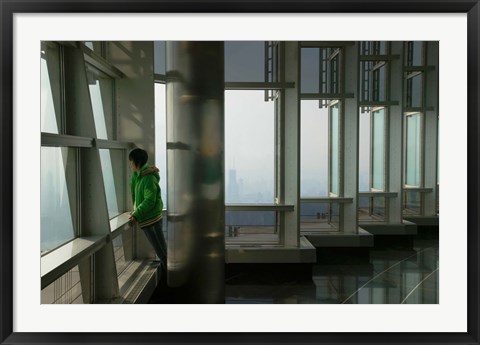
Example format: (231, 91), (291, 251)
(225, 211), (278, 243)
(330, 104), (340, 195)
(225, 90), (274, 203)
(113, 229), (134, 291)
(87, 65), (114, 140)
(406, 41), (424, 66)
(359, 109), (371, 191)
(373, 65), (386, 102)
(155, 83), (167, 204)
(330, 55), (339, 94)
(301, 101), (328, 197)
(359, 196), (386, 222)
(406, 114), (421, 186)
(404, 191), (421, 215)
(84, 41), (103, 55)
(99, 149), (122, 219)
(372, 108), (385, 190)
(300, 202), (339, 232)
(225, 41), (265, 82)
(360, 61), (372, 102)
(41, 147), (75, 254)
(301, 48), (320, 93)
(41, 42), (61, 134)
(407, 73), (423, 108)
(41, 265), (84, 304)
(154, 41), (166, 75)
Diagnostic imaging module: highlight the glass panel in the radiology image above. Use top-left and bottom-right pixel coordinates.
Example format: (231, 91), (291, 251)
(301, 101), (328, 197)
(225, 41), (265, 82)
(41, 265), (83, 304)
(87, 65), (114, 140)
(330, 103), (340, 195)
(359, 109), (371, 191)
(359, 196), (386, 222)
(406, 114), (421, 186)
(300, 202), (339, 232)
(41, 147), (75, 254)
(406, 41), (424, 66)
(41, 42), (61, 134)
(404, 191), (421, 215)
(360, 61), (372, 102)
(330, 55), (339, 94)
(330, 202), (340, 228)
(154, 41), (166, 75)
(372, 108), (385, 190)
(373, 65), (386, 102)
(375, 41), (387, 55)
(300, 48), (320, 93)
(407, 73), (423, 108)
(99, 149), (121, 219)
(225, 90), (274, 203)
(225, 211), (278, 243)
(113, 229), (134, 291)
(84, 41), (103, 54)
(155, 83), (167, 204)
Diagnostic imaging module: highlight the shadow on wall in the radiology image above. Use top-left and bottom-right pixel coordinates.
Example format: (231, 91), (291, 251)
(109, 41), (156, 156)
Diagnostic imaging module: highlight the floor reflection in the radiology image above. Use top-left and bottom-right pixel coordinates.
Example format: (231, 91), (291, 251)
(225, 238), (439, 304)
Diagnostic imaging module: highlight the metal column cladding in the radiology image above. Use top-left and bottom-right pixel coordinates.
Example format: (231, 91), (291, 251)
(166, 41), (225, 303)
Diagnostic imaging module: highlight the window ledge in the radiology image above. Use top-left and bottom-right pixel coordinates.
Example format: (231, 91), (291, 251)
(110, 212), (131, 234)
(403, 187), (434, 193)
(359, 192), (398, 198)
(41, 235), (107, 289)
(226, 204), (294, 212)
(301, 197), (353, 203)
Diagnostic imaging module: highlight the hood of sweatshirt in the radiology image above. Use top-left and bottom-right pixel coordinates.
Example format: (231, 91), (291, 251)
(139, 164), (160, 182)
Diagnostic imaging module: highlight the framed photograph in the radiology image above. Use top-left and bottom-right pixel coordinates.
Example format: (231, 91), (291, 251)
(1, 1), (479, 344)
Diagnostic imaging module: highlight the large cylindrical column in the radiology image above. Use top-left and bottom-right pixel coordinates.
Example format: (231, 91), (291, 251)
(166, 42), (225, 303)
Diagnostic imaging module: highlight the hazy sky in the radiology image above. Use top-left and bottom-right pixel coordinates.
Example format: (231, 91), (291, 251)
(154, 41), (373, 203)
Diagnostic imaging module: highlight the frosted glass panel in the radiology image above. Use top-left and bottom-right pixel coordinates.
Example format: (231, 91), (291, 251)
(225, 90), (274, 203)
(41, 147), (75, 253)
(99, 149), (120, 219)
(372, 109), (385, 190)
(330, 104), (340, 195)
(301, 101), (328, 197)
(406, 114), (421, 186)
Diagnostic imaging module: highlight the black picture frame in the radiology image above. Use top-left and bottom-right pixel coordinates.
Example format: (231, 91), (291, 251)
(1, 1), (479, 344)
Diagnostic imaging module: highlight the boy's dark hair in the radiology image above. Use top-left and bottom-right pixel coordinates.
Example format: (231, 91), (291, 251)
(129, 148), (148, 168)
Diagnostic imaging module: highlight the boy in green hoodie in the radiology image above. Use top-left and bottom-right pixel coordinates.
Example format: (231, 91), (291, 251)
(129, 148), (166, 270)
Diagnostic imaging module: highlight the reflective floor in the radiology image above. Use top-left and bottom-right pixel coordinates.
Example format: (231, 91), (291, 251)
(224, 236), (438, 304)
(149, 231), (439, 304)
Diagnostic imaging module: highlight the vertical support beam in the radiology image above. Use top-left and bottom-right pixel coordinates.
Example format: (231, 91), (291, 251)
(342, 43), (359, 233)
(64, 45), (119, 302)
(388, 42), (404, 223)
(423, 41), (439, 216)
(166, 42), (225, 303)
(282, 41), (300, 247)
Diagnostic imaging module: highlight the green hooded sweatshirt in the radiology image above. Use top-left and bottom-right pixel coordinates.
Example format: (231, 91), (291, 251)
(130, 164), (163, 227)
